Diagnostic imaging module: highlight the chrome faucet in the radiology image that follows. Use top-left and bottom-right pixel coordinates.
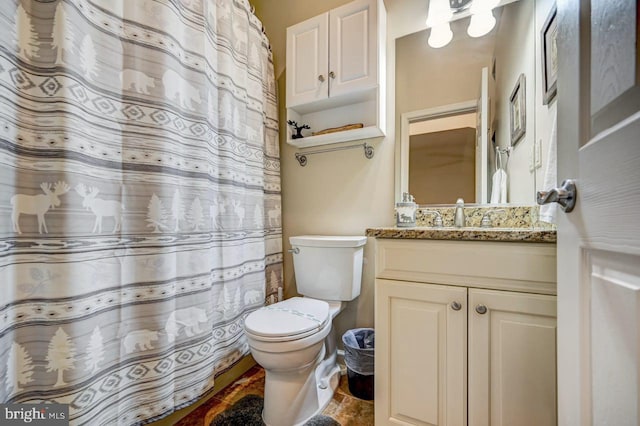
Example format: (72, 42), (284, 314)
(480, 209), (506, 228)
(421, 210), (443, 227)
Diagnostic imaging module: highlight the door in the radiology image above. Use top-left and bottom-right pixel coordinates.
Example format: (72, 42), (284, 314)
(468, 289), (557, 426)
(328, 0), (377, 98)
(375, 279), (467, 426)
(476, 67), (490, 204)
(286, 12), (328, 107)
(556, 0), (640, 424)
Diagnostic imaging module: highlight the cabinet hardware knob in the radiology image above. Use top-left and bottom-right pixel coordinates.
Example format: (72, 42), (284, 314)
(475, 304), (488, 314)
(451, 301), (462, 311)
(329, 71), (336, 79)
(318, 75), (325, 82)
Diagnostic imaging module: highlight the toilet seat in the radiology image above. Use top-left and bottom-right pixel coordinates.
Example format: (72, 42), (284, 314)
(244, 297), (330, 342)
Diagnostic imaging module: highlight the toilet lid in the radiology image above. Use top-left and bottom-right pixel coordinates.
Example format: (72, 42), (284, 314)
(244, 297), (330, 340)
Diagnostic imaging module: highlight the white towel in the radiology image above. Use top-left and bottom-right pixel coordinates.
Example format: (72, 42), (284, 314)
(539, 111), (558, 224)
(490, 169), (508, 204)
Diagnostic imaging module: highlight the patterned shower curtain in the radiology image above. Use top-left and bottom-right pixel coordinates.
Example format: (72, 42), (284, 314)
(0, 0), (281, 424)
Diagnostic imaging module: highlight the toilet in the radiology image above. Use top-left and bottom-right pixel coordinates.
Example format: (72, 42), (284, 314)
(243, 235), (366, 426)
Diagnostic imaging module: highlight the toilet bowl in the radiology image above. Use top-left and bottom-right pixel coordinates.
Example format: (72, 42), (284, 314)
(245, 297), (345, 426)
(243, 235), (366, 426)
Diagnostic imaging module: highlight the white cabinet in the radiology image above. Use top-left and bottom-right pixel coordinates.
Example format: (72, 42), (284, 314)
(286, 13), (328, 107)
(377, 279), (467, 425)
(374, 239), (557, 426)
(468, 289), (557, 426)
(285, 0), (385, 148)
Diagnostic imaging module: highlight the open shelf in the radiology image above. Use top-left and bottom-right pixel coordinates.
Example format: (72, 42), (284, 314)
(287, 125), (384, 148)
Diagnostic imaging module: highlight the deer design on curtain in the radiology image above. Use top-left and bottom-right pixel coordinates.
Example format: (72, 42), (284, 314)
(0, 0), (282, 424)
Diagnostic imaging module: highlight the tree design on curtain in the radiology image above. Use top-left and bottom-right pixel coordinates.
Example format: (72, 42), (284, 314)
(0, 0), (281, 424)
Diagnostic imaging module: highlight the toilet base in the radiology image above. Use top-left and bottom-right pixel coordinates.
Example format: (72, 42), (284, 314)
(261, 327), (342, 426)
(262, 357), (341, 426)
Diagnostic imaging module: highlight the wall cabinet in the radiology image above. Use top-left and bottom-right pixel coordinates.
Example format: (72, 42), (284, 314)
(285, 0), (385, 148)
(374, 239), (557, 426)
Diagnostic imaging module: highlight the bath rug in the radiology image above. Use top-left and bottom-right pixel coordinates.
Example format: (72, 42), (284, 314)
(209, 394), (341, 426)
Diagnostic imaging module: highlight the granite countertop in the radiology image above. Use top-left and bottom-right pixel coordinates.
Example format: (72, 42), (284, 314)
(365, 226), (557, 243)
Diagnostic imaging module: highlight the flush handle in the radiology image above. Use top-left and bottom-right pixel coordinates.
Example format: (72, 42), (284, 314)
(537, 179), (577, 212)
(288, 247), (300, 254)
(451, 301), (462, 311)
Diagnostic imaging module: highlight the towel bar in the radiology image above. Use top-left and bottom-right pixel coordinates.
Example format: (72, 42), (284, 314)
(295, 142), (374, 166)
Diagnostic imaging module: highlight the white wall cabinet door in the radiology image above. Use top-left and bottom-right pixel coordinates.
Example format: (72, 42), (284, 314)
(328, 0), (378, 98)
(376, 279), (467, 426)
(286, 13), (329, 107)
(468, 289), (557, 426)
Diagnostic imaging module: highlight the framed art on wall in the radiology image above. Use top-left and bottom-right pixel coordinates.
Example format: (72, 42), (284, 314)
(509, 73), (526, 146)
(541, 5), (558, 105)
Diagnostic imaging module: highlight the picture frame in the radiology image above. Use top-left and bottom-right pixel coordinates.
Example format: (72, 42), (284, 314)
(509, 73), (526, 146)
(541, 5), (558, 105)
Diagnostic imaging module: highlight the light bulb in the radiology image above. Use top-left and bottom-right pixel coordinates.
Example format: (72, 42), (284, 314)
(426, 0), (453, 28)
(428, 23), (453, 48)
(467, 10), (496, 38)
(469, 0), (500, 14)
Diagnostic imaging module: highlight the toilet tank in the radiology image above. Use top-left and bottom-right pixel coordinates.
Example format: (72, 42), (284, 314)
(289, 235), (366, 301)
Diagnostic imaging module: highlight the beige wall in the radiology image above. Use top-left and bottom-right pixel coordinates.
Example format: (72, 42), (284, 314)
(252, 0), (395, 341)
(409, 128), (476, 204)
(395, 22), (495, 116)
(533, 0), (558, 195)
(493, 0), (536, 204)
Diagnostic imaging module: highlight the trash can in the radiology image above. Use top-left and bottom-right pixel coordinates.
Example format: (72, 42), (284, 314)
(342, 328), (375, 400)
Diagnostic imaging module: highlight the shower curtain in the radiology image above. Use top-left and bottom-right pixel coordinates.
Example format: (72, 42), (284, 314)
(0, 0), (281, 424)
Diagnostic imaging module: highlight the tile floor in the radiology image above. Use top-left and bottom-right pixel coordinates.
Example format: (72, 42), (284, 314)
(176, 366), (374, 426)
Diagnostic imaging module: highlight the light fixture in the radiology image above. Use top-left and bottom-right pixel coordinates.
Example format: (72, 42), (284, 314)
(467, 11), (496, 37)
(426, 0), (453, 48)
(428, 23), (454, 48)
(426, 0), (499, 48)
(467, 0), (499, 38)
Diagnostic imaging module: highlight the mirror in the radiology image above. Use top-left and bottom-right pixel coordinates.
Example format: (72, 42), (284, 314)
(392, 0), (558, 205)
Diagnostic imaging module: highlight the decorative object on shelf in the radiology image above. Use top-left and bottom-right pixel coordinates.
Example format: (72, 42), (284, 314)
(287, 120), (311, 139)
(396, 192), (417, 228)
(312, 123), (364, 136)
(509, 73), (526, 146)
(295, 142), (374, 167)
(540, 5), (558, 105)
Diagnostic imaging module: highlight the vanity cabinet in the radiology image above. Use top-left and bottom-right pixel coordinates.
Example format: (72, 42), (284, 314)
(374, 239), (557, 426)
(285, 0), (385, 148)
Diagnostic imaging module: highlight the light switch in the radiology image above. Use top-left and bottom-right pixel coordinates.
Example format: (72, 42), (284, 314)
(535, 139), (543, 169)
(529, 144), (535, 172)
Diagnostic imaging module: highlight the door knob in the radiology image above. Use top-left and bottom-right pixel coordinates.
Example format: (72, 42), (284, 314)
(537, 179), (577, 212)
(329, 71), (336, 79)
(318, 75), (325, 82)
(451, 301), (462, 311)
(475, 304), (487, 314)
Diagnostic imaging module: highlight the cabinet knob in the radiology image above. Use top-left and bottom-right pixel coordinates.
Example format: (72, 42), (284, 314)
(451, 301), (462, 311)
(329, 71), (336, 79)
(318, 74), (325, 82)
(475, 304), (488, 315)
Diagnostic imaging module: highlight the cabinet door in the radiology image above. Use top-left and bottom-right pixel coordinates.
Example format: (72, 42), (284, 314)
(328, 0), (377, 98)
(468, 289), (557, 426)
(286, 13), (328, 107)
(376, 279), (467, 426)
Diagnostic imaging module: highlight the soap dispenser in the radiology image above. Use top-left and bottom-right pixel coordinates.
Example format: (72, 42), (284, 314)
(396, 192), (417, 227)
(454, 198), (465, 228)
